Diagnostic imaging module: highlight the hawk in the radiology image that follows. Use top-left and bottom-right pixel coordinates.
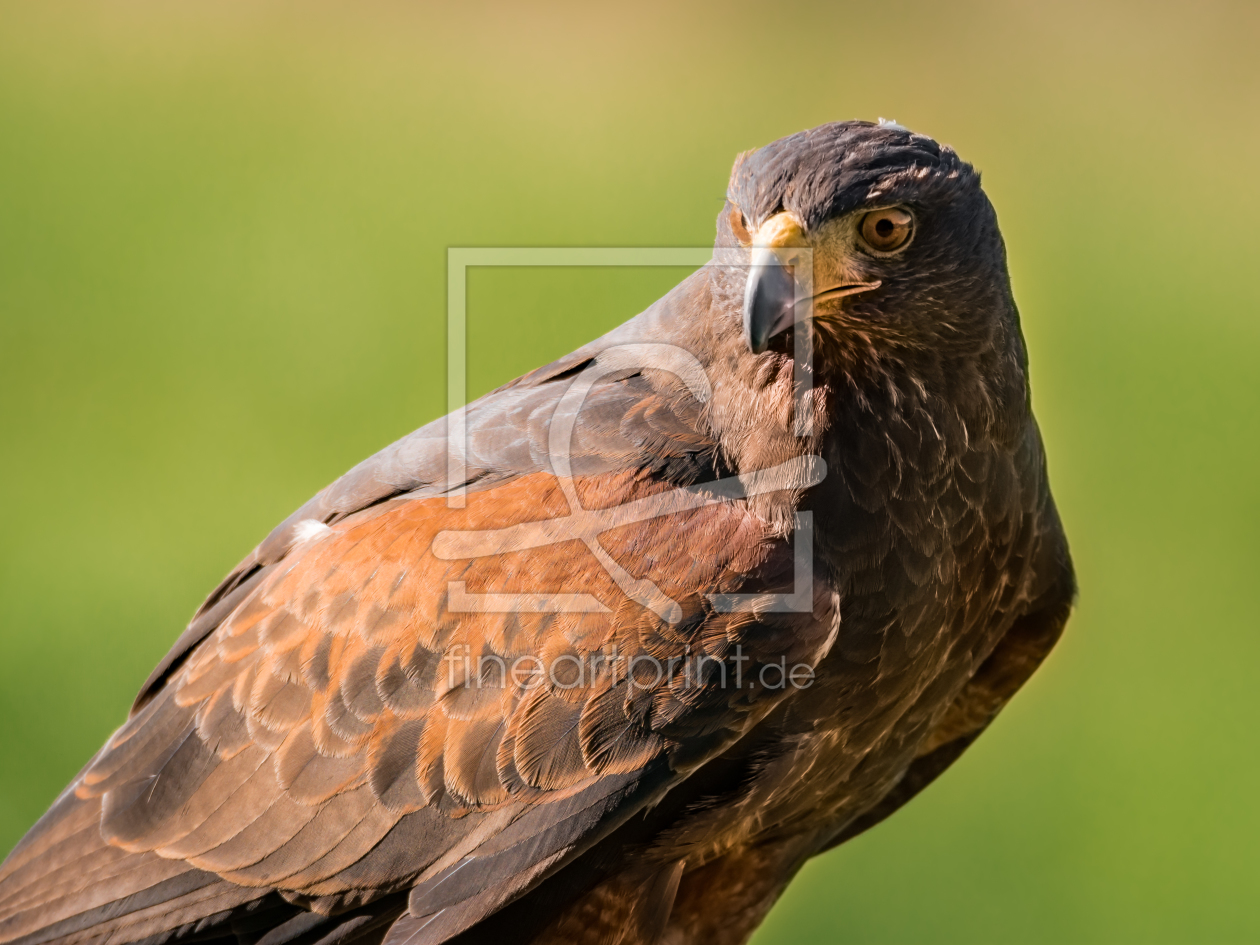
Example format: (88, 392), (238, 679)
(0, 120), (1074, 945)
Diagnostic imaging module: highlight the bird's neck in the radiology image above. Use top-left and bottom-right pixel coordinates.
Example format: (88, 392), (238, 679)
(676, 267), (1027, 537)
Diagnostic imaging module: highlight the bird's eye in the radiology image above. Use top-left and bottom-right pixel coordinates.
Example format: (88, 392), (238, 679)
(859, 207), (914, 253)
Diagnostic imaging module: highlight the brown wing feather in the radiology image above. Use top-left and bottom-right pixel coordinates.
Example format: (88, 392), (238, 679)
(36, 465), (832, 940)
(0, 787), (264, 945)
(1, 334), (830, 944)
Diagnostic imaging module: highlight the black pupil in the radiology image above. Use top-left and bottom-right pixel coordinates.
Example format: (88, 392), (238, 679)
(875, 218), (895, 238)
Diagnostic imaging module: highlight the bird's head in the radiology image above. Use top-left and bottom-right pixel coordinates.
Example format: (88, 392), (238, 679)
(722, 121), (1019, 377)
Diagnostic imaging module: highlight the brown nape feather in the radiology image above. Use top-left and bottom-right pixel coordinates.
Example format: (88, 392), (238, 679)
(1, 120), (1072, 945)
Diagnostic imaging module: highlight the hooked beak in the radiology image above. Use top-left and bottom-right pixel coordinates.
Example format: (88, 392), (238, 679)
(741, 213), (881, 354)
(743, 245), (798, 355)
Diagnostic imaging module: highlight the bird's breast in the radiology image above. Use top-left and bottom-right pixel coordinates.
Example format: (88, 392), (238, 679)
(658, 406), (1046, 864)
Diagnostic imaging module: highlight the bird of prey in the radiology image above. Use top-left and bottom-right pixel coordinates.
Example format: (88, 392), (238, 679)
(0, 120), (1074, 945)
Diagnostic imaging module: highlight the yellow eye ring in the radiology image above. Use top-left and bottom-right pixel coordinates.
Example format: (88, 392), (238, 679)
(859, 207), (915, 253)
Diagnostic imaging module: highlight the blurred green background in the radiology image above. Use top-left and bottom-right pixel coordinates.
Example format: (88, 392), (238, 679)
(1, 2), (1257, 941)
